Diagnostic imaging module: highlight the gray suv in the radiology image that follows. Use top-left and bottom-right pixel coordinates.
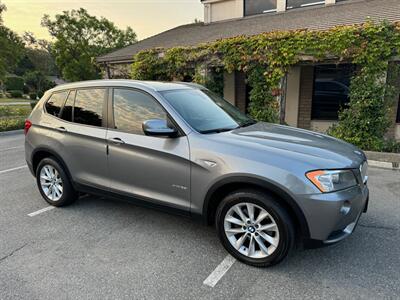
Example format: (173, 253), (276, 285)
(25, 80), (369, 267)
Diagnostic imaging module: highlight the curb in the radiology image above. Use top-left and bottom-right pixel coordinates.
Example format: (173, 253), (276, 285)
(0, 129), (24, 136)
(368, 160), (400, 171)
(364, 151), (400, 170)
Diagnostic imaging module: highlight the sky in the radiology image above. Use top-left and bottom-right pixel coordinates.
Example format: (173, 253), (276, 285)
(2, 0), (203, 41)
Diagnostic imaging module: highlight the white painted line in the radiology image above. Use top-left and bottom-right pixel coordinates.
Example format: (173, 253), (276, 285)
(203, 255), (236, 288)
(0, 165), (27, 175)
(28, 206), (55, 217)
(0, 146), (23, 152)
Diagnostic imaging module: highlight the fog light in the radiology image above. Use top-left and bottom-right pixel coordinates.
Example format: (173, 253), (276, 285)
(340, 201), (351, 215)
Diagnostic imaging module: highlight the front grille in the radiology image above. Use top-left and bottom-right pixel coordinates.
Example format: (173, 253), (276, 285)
(360, 161), (368, 184)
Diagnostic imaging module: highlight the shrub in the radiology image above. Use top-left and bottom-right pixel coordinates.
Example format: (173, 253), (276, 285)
(0, 118), (25, 132)
(37, 90), (44, 98)
(0, 105), (32, 117)
(4, 75), (24, 91)
(29, 92), (37, 100)
(30, 100), (39, 109)
(8, 90), (23, 98)
(23, 85), (30, 94)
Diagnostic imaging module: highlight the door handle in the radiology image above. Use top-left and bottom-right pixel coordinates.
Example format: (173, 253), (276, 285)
(108, 137), (125, 145)
(55, 126), (67, 133)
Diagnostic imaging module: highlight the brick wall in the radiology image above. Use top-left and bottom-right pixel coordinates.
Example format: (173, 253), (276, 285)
(297, 66), (314, 129)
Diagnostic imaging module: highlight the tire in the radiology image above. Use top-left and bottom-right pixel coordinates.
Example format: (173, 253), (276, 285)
(36, 157), (78, 207)
(215, 189), (295, 267)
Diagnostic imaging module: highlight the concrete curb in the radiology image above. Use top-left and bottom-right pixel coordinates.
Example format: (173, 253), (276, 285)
(0, 129), (23, 136)
(364, 151), (400, 170)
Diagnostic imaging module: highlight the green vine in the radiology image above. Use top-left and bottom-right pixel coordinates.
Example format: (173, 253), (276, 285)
(131, 21), (400, 150)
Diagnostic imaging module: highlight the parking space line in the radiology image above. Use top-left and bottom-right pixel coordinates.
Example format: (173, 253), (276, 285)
(203, 255), (236, 287)
(28, 206), (55, 217)
(0, 146), (23, 152)
(0, 165), (27, 175)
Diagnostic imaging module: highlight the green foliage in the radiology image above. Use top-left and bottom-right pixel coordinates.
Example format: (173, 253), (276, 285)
(42, 8), (137, 81)
(0, 117), (25, 132)
(4, 75), (24, 91)
(23, 70), (55, 94)
(0, 105), (31, 117)
(8, 90), (23, 98)
(0, 9), (24, 80)
(29, 92), (37, 100)
(131, 21), (400, 151)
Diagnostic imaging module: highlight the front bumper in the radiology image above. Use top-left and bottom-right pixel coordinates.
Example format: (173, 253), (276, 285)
(299, 184), (369, 243)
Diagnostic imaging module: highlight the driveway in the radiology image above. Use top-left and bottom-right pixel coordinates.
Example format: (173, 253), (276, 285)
(0, 132), (399, 299)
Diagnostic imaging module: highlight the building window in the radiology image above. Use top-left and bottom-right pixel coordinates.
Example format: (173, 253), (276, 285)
(244, 0), (277, 16)
(311, 64), (354, 120)
(287, 0), (325, 10)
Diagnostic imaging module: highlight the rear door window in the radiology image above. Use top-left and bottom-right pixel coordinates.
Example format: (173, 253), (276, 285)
(74, 89), (106, 127)
(45, 91), (68, 117)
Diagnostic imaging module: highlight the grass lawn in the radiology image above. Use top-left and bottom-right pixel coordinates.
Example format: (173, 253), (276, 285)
(0, 97), (33, 103)
(0, 104), (33, 132)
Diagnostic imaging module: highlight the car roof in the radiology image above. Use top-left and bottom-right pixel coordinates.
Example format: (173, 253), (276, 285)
(49, 79), (205, 93)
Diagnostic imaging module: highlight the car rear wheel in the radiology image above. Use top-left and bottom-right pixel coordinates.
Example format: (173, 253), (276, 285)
(36, 157), (77, 207)
(215, 189), (295, 267)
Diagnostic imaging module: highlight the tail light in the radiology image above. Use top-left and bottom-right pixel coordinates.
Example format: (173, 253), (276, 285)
(24, 119), (32, 135)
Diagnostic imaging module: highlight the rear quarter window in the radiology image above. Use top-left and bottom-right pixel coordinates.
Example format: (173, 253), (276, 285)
(45, 92), (68, 117)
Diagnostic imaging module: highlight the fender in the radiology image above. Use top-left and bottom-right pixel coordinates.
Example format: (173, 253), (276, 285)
(31, 147), (74, 184)
(202, 175), (310, 238)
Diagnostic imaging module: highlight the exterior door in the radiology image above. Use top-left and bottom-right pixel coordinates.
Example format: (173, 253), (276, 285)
(57, 88), (109, 189)
(106, 88), (191, 211)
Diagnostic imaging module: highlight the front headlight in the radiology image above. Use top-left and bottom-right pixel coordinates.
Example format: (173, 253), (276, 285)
(306, 170), (357, 193)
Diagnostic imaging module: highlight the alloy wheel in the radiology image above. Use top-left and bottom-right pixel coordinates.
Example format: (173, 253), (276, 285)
(224, 202), (280, 258)
(39, 164), (63, 201)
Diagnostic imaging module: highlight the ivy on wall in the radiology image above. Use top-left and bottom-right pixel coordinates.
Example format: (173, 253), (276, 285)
(131, 21), (400, 150)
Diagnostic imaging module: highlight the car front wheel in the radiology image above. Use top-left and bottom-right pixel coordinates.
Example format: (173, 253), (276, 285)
(215, 189), (295, 267)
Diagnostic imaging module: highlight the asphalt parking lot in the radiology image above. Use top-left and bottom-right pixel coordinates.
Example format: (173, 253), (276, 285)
(1, 131), (399, 299)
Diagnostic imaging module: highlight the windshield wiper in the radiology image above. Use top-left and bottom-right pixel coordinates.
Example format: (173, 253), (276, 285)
(240, 120), (257, 128)
(200, 127), (238, 134)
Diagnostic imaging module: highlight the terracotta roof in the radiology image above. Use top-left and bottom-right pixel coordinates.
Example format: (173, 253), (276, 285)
(97, 0), (400, 63)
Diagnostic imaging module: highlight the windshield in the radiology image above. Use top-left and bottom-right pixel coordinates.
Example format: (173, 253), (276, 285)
(160, 89), (255, 133)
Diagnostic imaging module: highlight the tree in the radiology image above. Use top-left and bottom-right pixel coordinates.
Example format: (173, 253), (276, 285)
(19, 32), (58, 76)
(24, 70), (55, 94)
(0, 2), (24, 81)
(41, 8), (137, 81)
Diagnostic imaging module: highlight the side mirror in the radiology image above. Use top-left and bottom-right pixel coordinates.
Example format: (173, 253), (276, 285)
(142, 119), (178, 138)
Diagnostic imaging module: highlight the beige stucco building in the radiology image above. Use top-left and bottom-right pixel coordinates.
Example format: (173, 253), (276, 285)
(97, 0), (400, 140)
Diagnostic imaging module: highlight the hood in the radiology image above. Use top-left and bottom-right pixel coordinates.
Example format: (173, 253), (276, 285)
(216, 122), (366, 169)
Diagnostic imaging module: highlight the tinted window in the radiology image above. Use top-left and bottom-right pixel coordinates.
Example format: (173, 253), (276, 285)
(287, 0), (324, 9)
(245, 0), (277, 16)
(60, 90), (75, 122)
(161, 89), (254, 133)
(113, 89), (167, 135)
(74, 89), (105, 127)
(312, 64), (354, 120)
(45, 92), (67, 117)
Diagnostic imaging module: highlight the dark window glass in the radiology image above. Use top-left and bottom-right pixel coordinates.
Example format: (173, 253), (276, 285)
(287, 0), (324, 9)
(60, 90), (75, 122)
(74, 89), (105, 127)
(45, 92), (67, 117)
(161, 89), (254, 134)
(396, 96), (400, 123)
(244, 0), (277, 16)
(113, 89), (167, 135)
(312, 64), (354, 120)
